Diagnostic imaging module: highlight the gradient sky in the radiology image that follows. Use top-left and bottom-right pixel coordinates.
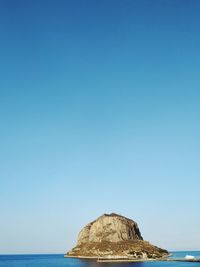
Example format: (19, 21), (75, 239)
(0, 0), (200, 254)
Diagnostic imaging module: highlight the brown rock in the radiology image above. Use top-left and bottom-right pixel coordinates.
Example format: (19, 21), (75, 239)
(66, 213), (168, 259)
(77, 213), (143, 245)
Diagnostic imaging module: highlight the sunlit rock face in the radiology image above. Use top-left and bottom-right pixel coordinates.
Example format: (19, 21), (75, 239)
(66, 213), (169, 259)
(77, 213), (143, 245)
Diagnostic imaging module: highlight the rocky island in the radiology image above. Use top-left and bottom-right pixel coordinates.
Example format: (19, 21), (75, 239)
(65, 213), (169, 261)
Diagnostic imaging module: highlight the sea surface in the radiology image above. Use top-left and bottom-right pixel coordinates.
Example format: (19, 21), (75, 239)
(0, 252), (199, 267)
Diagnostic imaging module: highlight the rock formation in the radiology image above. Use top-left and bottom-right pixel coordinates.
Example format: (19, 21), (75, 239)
(66, 213), (168, 260)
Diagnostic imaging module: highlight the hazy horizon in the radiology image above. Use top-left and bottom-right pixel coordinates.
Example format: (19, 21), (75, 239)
(0, 0), (200, 254)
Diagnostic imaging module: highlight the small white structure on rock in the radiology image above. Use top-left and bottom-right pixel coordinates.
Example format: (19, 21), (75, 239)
(185, 255), (195, 260)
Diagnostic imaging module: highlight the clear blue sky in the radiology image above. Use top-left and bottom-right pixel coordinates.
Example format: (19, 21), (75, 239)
(0, 0), (199, 254)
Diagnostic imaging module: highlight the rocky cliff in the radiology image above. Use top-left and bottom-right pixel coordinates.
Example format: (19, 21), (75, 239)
(77, 213), (143, 244)
(66, 213), (168, 260)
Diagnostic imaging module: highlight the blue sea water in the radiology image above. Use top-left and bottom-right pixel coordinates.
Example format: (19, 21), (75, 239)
(0, 252), (199, 267)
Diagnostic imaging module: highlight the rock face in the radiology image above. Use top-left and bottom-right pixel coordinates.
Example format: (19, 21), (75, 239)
(66, 213), (168, 259)
(77, 213), (143, 245)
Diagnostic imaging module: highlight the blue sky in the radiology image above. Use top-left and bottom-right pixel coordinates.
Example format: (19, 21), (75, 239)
(0, 0), (200, 253)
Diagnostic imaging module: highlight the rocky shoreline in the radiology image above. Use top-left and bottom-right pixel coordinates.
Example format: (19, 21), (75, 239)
(66, 240), (168, 259)
(65, 254), (168, 262)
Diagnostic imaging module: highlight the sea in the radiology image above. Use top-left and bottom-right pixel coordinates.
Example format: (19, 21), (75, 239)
(0, 252), (199, 267)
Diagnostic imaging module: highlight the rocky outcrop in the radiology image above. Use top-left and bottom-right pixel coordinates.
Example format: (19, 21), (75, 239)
(77, 213), (143, 245)
(66, 213), (168, 260)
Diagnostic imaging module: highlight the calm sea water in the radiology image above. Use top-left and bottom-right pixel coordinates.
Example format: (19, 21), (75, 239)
(0, 252), (199, 267)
